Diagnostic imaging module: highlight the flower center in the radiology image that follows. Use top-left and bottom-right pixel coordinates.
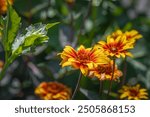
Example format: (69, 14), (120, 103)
(111, 47), (117, 52)
(126, 35), (132, 41)
(77, 50), (90, 62)
(129, 89), (139, 97)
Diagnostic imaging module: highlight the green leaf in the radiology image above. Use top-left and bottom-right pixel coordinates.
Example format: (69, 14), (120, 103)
(0, 16), (4, 27)
(12, 23), (49, 56)
(4, 5), (21, 51)
(46, 22), (60, 30)
(80, 88), (100, 100)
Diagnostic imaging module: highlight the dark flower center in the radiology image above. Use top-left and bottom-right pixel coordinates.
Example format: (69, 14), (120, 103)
(77, 50), (90, 62)
(129, 89), (139, 97)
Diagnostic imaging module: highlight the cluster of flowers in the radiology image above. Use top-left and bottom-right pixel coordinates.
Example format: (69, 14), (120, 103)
(35, 30), (148, 99)
(59, 30), (142, 80)
(0, 1), (148, 100)
(57, 29), (148, 100)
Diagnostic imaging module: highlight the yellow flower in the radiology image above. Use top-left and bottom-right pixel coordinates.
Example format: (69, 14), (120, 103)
(88, 59), (122, 81)
(109, 29), (142, 43)
(0, 0), (14, 15)
(59, 45), (108, 75)
(118, 84), (148, 100)
(35, 82), (72, 100)
(98, 35), (133, 58)
(109, 30), (123, 40)
(124, 30), (142, 43)
(97, 29), (142, 58)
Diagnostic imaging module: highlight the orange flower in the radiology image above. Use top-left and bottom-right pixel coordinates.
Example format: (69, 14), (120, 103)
(59, 45), (108, 75)
(108, 29), (142, 47)
(88, 59), (122, 81)
(118, 84), (148, 100)
(109, 29), (142, 42)
(97, 29), (142, 58)
(109, 30), (123, 40)
(35, 82), (72, 100)
(98, 35), (133, 58)
(0, 0), (14, 15)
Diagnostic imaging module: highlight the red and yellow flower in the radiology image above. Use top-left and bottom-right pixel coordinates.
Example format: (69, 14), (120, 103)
(124, 30), (142, 43)
(118, 84), (148, 100)
(109, 29), (142, 43)
(88, 59), (122, 81)
(97, 29), (142, 58)
(97, 36), (134, 58)
(0, 0), (14, 14)
(59, 45), (108, 75)
(109, 29), (123, 40)
(35, 82), (72, 100)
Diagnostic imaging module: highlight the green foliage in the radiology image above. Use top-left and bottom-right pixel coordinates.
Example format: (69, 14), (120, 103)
(0, 0), (150, 100)
(12, 23), (49, 56)
(0, 5), (59, 80)
(7, 5), (21, 52)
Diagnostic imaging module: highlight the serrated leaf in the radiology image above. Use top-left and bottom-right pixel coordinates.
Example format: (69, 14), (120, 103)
(12, 23), (49, 56)
(80, 88), (100, 100)
(46, 22), (60, 30)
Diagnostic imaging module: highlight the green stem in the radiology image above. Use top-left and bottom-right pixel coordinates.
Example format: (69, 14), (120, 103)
(107, 59), (116, 97)
(71, 72), (82, 100)
(0, 55), (15, 81)
(0, 60), (10, 80)
(121, 57), (127, 86)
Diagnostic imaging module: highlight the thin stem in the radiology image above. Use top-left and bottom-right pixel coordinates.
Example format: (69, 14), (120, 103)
(107, 59), (116, 97)
(121, 57), (127, 86)
(71, 72), (82, 100)
(0, 55), (15, 81)
(0, 60), (10, 80)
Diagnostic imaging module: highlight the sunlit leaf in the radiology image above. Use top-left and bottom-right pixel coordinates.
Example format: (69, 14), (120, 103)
(12, 23), (48, 56)
(4, 5), (21, 51)
(46, 22), (60, 30)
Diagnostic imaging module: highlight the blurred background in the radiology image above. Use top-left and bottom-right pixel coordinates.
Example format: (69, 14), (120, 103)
(0, 0), (150, 100)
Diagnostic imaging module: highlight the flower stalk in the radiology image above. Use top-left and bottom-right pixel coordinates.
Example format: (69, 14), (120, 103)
(121, 57), (127, 86)
(0, 61), (10, 80)
(107, 58), (116, 97)
(71, 72), (82, 100)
